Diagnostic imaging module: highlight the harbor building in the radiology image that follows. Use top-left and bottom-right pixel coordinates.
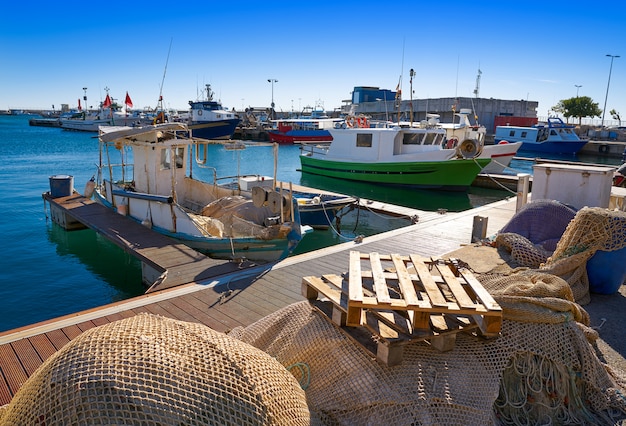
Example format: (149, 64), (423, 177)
(344, 86), (539, 135)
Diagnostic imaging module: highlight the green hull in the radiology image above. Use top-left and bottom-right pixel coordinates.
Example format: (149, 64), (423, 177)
(300, 156), (490, 190)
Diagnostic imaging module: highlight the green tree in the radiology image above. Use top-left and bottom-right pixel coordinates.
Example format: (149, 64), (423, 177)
(552, 96), (602, 125)
(610, 109), (622, 126)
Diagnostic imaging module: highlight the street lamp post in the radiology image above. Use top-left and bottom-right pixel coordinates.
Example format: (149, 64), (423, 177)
(575, 84), (582, 97)
(602, 54), (620, 127)
(267, 78), (277, 118)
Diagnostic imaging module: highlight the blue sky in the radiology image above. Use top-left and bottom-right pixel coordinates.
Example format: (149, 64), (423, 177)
(2, 1), (625, 121)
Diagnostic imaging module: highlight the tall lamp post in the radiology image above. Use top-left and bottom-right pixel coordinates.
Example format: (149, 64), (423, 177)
(574, 84), (582, 97)
(602, 54), (620, 127)
(267, 78), (277, 119)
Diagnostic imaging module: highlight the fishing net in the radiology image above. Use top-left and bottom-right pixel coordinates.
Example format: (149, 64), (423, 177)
(496, 202), (626, 304)
(0, 313), (315, 426)
(230, 291), (626, 425)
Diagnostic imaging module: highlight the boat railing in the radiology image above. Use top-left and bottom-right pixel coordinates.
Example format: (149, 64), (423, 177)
(101, 162), (135, 185)
(299, 143), (330, 157)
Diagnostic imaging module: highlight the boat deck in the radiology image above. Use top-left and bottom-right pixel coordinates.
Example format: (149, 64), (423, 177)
(0, 195), (519, 406)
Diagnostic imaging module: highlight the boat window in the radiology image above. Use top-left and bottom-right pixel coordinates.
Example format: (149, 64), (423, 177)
(356, 133), (372, 147)
(521, 131), (528, 138)
(423, 133), (437, 145)
(508, 130), (515, 137)
(161, 147), (185, 170)
(403, 133), (421, 145)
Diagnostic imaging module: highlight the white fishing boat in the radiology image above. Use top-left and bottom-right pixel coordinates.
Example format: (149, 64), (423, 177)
(60, 92), (145, 132)
(92, 123), (304, 263)
(434, 109), (522, 174)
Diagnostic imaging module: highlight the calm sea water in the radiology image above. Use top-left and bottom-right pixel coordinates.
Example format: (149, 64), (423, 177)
(0, 115), (515, 332)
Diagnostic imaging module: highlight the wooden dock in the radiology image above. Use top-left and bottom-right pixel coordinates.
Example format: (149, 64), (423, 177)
(0, 194), (520, 406)
(42, 191), (256, 292)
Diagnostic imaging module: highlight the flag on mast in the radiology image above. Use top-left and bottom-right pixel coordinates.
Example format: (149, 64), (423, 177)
(103, 94), (112, 108)
(124, 92), (133, 108)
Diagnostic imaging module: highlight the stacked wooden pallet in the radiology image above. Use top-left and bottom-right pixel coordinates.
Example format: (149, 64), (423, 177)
(302, 251), (502, 366)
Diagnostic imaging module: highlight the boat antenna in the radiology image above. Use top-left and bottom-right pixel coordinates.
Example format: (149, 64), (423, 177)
(156, 38), (173, 113)
(395, 38), (405, 123)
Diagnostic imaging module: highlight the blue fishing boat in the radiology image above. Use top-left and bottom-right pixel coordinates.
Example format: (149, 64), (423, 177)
(188, 84), (240, 140)
(494, 117), (588, 155)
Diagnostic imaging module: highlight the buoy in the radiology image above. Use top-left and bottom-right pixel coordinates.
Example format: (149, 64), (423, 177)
(83, 176), (95, 198)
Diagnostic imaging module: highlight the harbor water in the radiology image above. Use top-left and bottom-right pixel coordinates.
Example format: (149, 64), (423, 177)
(0, 114), (612, 332)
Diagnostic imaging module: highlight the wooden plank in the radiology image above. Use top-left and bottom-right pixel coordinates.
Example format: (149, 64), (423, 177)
(348, 251), (364, 326)
(435, 261), (476, 310)
(409, 254), (448, 307)
(391, 253), (419, 306)
(369, 252), (391, 305)
(0, 344), (27, 396)
(27, 334), (58, 362)
(348, 251), (364, 302)
(458, 268), (502, 312)
(9, 339), (42, 376)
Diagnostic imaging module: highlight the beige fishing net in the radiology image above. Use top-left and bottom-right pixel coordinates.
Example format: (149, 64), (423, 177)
(229, 294), (626, 425)
(0, 313), (315, 426)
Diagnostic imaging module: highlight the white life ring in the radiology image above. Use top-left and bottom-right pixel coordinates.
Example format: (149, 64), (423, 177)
(198, 110), (203, 116)
(346, 116), (356, 128)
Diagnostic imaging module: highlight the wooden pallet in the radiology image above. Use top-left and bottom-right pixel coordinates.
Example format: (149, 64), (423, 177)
(302, 251), (502, 366)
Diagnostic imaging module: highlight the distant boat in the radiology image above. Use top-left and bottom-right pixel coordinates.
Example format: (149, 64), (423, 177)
(268, 106), (342, 144)
(435, 108), (522, 174)
(92, 123), (304, 263)
(59, 93), (145, 132)
(494, 117), (588, 155)
(188, 84), (240, 140)
(299, 120), (490, 191)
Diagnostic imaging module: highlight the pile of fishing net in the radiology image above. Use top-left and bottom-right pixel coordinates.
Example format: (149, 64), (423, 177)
(229, 294), (626, 425)
(496, 200), (626, 304)
(0, 314), (316, 426)
(2, 301), (625, 425)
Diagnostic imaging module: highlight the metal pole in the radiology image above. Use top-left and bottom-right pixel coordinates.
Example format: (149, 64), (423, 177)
(602, 54), (620, 127)
(267, 78), (277, 119)
(575, 84), (582, 97)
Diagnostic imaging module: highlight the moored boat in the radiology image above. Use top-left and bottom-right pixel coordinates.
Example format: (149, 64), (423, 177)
(494, 117), (588, 155)
(299, 121), (490, 191)
(434, 108), (522, 174)
(60, 91), (145, 132)
(268, 106), (343, 144)
(188, 84), (240, 140)
(92, 123), (303, 263)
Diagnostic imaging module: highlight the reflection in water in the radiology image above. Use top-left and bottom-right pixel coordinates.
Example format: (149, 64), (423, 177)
(299, 173), (477, 212)
(47, 224), (145, 300)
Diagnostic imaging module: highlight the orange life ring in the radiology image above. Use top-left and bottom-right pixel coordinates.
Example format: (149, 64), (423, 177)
(346, 116), (356, 128)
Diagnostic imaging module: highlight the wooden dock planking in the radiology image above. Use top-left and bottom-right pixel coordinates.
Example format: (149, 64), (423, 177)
(43, 192), (246, 292)
(0, 197), (519, 406)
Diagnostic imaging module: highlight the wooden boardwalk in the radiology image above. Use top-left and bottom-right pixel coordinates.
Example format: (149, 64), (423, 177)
(0, 196), (519, 406)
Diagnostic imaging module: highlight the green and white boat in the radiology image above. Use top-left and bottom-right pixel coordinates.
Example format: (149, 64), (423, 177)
(299, 120), (490, 191)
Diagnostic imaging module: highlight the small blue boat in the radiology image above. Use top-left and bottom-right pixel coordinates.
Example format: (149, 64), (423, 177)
(494, 117), (588, 155)
(292, 191), (357, 229)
